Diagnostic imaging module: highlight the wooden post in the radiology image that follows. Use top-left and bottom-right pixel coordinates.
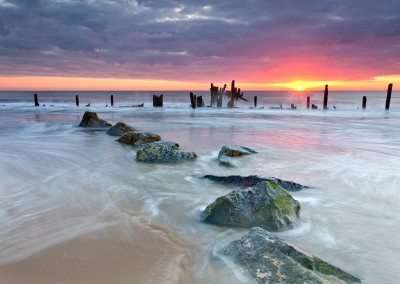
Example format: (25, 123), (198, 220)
(153, 94), (157, 107)
(190, 92), (196, 109)
(385, 83), (393, 110)
(323, 85), (328, 109)
(111, 95), (114, 106)
(228, 80), (235, 108)
(210, 83), (218, 106)
(362, 96), (367, 109)
(75, 95), (79, 106)
(217, 84), (226, 108)
(34, 93), (39, 106)
(217, 90), (223, 108)
(307, 96), (310, 109)
(196, 96), (204, 108)
(254, 96), (257, 108)
(153, 94), (163, 107)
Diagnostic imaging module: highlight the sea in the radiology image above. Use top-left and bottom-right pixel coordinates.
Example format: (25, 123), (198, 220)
(0, 90), (399, 283)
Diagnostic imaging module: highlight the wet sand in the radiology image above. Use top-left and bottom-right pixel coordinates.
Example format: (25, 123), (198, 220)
(0, 220), (192, 284)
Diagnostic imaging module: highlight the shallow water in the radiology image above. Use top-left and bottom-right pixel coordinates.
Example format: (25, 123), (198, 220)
(1, 91), (400, 283)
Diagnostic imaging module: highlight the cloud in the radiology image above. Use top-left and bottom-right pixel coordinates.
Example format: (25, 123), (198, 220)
(0, 0), (399, 84)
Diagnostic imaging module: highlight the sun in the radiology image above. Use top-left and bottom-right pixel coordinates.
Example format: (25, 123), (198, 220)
(295, 85), (303, 91)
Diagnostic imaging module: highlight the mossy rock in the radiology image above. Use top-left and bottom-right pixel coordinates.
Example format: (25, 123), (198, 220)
(218, 144), (257, 158)
(107, 122), (135, 136)
(223, 227), (361, 284)
(201, 181), (300, 231)
(117, 131), (161, 146)
(136, 141), (197, 163)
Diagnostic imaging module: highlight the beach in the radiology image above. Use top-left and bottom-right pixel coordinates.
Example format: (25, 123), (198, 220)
(0, 221), (192, 284)
(0, 90), (400, 283)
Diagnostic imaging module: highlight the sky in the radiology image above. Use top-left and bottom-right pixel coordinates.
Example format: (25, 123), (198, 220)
(0, 0), (399, 91)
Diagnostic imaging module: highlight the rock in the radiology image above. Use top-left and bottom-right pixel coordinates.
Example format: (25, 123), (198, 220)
(78, 111), (112, 128)
(218, 144), (257, 166)
(136, 141), (196, 163)
(203, 175), (308, 192)
(217, 155), (239, 167)
(222, 227), (361, 284)
(117, 131), (161, 146)
(218, 144), (257, 157)
(201, 181), (300, 231)
(107, 122), (135, 136)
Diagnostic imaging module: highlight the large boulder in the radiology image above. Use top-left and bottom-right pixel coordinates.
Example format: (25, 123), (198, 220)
(107, 122), (135, 136)
(203, 175), (308, 192)
(218, 144), (257, 166)
(201, 181), (300, 231)
(117, 131), (161, 146)
(78, 111), (112, 128)
(222, 227), (361, 284)
(136, 141), (197, 163)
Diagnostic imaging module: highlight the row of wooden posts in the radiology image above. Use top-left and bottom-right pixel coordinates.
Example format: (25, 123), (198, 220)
(252, 83), (394, 110)
(33, 83), (395, 110)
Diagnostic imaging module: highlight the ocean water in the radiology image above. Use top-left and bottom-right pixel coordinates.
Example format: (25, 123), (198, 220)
(0, 90), (399, 283)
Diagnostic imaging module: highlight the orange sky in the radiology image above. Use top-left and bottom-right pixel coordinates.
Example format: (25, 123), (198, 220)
(1, 2), (399, 92)
(0, 76), (398, 91)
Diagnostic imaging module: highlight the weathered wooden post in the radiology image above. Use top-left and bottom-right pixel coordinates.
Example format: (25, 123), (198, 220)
(190, 92), (196, 109)
(153, 94), (157, 107)
(153, 94), (163, 107)
(217, 89), (223, 108)
(158, 94), (163, 107)
(196, 96), (203, 108)
(307, 96), (310, 109)
(75, 95), (79, 106)
(385, 83), (393, 110)
(228, 80), (235, 108)
(111, 95), (114, 106)
(323, 85), (329, 109)
(254, 96), (257, 108)
(34, 93), (39, 106)
(217, 84), (226, 108)
(210, 83), (218, 106)
(362, 96), (367, 109)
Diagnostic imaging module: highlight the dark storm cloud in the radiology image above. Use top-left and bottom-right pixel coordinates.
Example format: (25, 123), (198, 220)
(0, 0), (399, 82)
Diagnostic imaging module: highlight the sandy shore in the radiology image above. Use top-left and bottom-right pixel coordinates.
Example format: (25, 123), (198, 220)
(0, 220), (193, 284)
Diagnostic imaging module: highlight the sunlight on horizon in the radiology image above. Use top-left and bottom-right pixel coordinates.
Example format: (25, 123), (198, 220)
(0, 76), (398, 91)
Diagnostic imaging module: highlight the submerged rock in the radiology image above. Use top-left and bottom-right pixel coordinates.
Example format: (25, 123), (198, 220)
(107, 122), (135, 136)
(201, 181), (300, 231)
(217, 155), (239, 167)
(136, 141), (196, 163)
(203, 175), (308, 192)
(117, 131), (161, 146)
(218, 144), (257, 166)
(222, 227), (361, 284)
(78, 111), (112, 128)
(218, 144), (257, 157)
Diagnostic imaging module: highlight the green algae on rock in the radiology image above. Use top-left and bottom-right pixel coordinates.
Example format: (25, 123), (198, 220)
(136, 141), (196, 163)
(201, 181), (300, 231)
(222, 227), (362, 284)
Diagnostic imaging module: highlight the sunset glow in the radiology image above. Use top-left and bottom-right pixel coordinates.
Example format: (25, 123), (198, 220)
(0, 76), (398, 91)
(0, 1), (399, 91)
